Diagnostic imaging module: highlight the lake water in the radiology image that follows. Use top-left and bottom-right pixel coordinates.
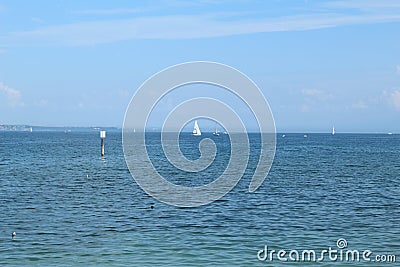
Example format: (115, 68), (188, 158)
(0, 132), (399, 266)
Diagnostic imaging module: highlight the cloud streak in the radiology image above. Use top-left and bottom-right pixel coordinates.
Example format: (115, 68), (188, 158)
(300, 89), (334, 112)
(73, 8), (143, 15)
(389, 90), (400, 110)
(320, 0), (400, 10)
(0, 82), (24, 107)
(2, 11), (400, 46)
(352, 100), (367, 109)
(302, 89), (334, 101)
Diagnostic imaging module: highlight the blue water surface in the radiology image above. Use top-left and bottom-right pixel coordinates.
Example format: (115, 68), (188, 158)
(0, 132), (399, 266)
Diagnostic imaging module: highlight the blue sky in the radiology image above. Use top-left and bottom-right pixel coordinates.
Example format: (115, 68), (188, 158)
(0, 0), (399, 132)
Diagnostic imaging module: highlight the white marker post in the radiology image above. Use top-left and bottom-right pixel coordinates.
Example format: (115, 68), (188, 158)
(100, 130), (106, 157)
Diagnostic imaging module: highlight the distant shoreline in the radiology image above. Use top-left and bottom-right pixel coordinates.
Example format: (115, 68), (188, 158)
(0, 125), (397, 135)
(0, 124), (120, 132)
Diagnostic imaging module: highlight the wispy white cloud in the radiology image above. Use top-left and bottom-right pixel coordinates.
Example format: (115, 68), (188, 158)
(300, 89), (334, 112)
(2, 10), (400, 46)
(0, 82), (24, 107)
(320, 0), (400, 10)
(388, 90), (400, 110)
(352, 100), (367, 109)
(34, 98), (48, 107)
(302, 89), (334, 101)
(74, 8), (143, 15)
(159, 0), (229, 8)
(31, 17), (44, 23)
(301, 104), (310, 112)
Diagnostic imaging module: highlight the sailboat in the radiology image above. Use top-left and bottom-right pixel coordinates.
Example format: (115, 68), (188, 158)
(332, 126), (335, 135)
(213, 126), (220, 136)
(192, 120), (201, 136)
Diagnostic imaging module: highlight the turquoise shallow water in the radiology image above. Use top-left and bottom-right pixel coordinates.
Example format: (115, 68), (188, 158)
(0, 132), (399, 266)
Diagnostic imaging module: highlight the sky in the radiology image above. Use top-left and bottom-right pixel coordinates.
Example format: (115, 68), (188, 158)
(0, 0), (399, 133)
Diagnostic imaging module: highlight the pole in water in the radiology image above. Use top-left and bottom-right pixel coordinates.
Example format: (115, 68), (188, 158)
(100, 130), (106, 156)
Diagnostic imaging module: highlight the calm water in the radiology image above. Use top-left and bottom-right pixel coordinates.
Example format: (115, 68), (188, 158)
(0, 132), (399, 266)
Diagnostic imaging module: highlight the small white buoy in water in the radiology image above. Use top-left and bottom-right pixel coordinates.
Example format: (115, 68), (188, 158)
(100, 131), (106, 157)
(12, 232), (16, 239)
(86, 174), (89, 178)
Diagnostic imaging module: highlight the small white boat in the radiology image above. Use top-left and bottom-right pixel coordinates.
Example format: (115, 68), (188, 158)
(304, 134), (308, 138)
(192, 120), (201, 136)
(332, 126), (335, 135)
(213, 126), (220, 136)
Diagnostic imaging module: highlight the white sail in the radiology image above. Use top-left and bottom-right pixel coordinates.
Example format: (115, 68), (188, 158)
(192, 120), (201, 136)
(332, 126), (335, 135)
(213, 125), (219, 136)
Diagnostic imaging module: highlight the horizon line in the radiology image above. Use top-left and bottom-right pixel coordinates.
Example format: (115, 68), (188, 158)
(0, 124), (397, 134)
(0, 127), (397, 135)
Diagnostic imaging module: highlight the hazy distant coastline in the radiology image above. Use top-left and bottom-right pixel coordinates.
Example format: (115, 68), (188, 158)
(0, 124), (397, 134)
(0, 124), (120, 132)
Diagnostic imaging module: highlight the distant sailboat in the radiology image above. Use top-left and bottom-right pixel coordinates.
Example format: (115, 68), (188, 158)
(213, 126), (220, 136)
(192, 120), (201, 136)
(332, 126), (335, 135)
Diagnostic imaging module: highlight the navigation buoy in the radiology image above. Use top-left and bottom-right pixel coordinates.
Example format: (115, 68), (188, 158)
(100, 131), (106, 157)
